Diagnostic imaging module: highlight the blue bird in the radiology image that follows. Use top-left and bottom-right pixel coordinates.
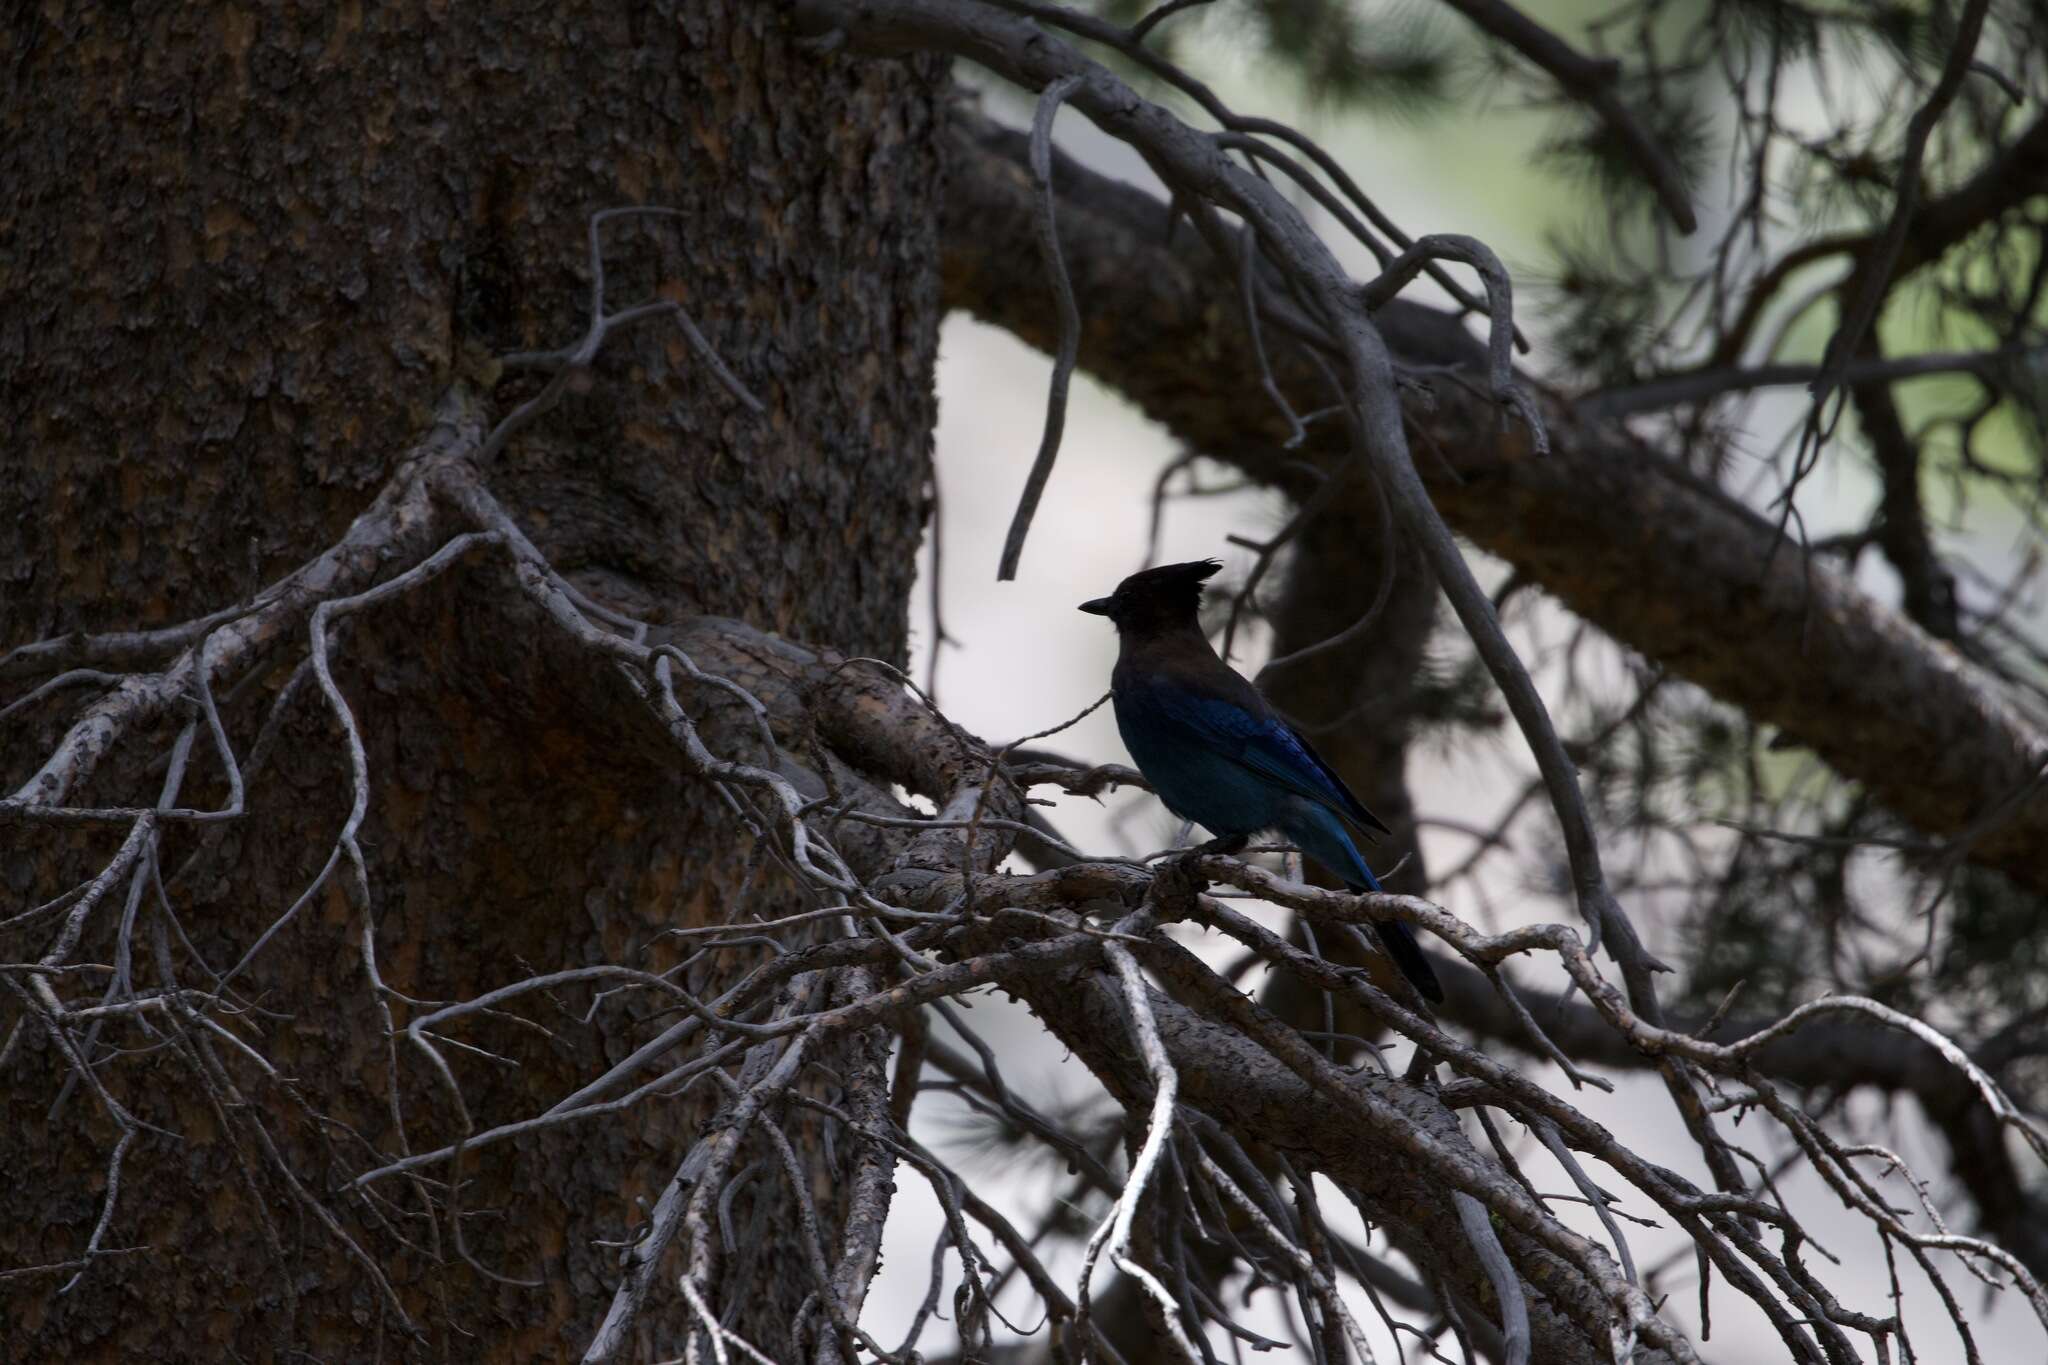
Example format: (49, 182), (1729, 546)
(1081, 558), (1443, 1001)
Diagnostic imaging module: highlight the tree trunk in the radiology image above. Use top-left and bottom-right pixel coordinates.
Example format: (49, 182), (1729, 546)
(1, 4), (946, 1360)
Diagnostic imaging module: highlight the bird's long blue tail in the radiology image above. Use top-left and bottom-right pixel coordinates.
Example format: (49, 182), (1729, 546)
(1370, 920), (1443, 1003)
(1281, 804), (1444, 1002)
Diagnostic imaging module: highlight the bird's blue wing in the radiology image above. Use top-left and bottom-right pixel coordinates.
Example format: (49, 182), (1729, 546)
(1124, 678), (1390, 837)
(1236, 711), (1392, 838)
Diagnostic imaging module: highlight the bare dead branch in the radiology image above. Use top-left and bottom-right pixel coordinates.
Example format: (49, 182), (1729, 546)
(996, 74), (1086, 582)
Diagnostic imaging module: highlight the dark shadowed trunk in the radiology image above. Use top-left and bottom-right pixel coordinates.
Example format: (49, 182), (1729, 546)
(2, 4), (945, 1359)
(1257, 500), (1442, 1018)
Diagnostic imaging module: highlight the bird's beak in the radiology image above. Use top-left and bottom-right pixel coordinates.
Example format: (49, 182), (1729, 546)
(1078, 597), (1113, 616)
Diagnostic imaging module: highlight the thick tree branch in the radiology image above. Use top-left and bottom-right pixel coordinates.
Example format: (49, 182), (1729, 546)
(939, 110), (2048, 897)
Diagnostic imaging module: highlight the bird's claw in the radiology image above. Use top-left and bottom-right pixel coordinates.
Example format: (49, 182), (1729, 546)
(1171, 832), (1249, 892)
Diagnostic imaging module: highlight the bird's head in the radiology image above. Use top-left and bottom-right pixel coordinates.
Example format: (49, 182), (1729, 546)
(1078, 558), (1222, 634)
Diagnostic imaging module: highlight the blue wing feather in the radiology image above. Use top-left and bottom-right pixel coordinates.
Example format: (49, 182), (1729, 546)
(1119, 677), (1389, 838)
(1249, 714), (1392, 837)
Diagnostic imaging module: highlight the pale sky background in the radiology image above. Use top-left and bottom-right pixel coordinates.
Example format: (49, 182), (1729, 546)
(853, 12), (2044, 1361)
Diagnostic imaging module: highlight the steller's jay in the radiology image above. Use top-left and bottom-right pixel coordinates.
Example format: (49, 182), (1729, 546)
(1081, 558), (1443, 1001)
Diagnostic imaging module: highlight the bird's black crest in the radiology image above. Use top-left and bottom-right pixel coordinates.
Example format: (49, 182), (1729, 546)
(1082, 558), (1223, 630)
(1117, 558), (1223, 600)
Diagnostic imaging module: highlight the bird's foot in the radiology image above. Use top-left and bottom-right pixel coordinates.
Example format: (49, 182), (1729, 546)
(1173, 833), (1250, 891)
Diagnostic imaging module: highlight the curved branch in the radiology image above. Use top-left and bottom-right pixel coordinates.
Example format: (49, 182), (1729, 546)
(996, 74), (1086, 581)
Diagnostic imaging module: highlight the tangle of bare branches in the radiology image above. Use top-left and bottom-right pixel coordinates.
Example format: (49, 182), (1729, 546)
(8, 2), (2048, 1362)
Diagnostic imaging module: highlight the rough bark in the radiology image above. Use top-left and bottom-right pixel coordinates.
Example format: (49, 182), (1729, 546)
(1, 4), (945, 1360)
(939, 110), (2048, 896)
